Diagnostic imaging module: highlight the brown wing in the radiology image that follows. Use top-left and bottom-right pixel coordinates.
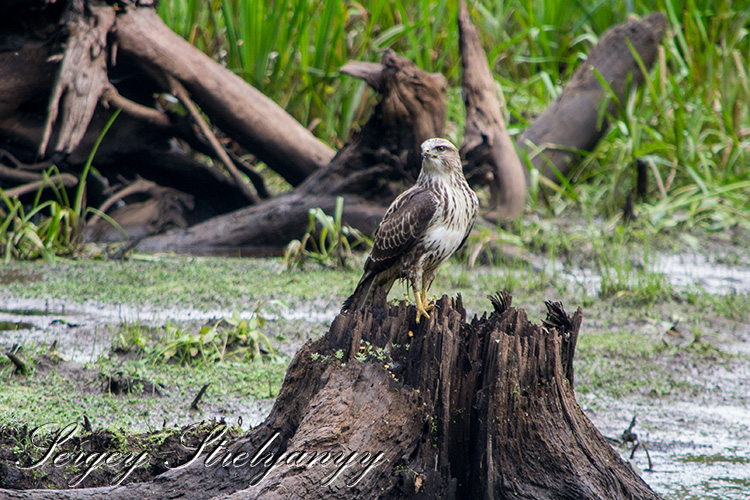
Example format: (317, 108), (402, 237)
(364, 187), (438, 275)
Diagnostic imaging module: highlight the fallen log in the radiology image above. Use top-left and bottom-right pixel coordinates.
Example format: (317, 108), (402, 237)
(517, 13), (667, 182)
(115, 5), (334, 186)
(1, 292), (661, 499)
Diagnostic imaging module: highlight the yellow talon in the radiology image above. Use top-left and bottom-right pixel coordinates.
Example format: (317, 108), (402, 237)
(414, 289), (433, 323)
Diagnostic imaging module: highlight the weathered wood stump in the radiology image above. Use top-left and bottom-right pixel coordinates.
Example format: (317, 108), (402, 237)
(2, 292), (661, 499)
(518, 12), (667, 182)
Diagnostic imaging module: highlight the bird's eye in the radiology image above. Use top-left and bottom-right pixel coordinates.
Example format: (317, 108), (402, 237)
(436, 146), (446, 152)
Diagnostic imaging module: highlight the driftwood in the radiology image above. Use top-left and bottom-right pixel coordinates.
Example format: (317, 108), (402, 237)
(137, 50), (448, 253)
(458, 0), (526, 221)
(517, 13), (667, 181)
(1, 292), (661, 499)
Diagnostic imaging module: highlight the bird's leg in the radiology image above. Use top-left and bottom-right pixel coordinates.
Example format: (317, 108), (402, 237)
(413, 285), (431, 323)
(418, 273), (438, 318)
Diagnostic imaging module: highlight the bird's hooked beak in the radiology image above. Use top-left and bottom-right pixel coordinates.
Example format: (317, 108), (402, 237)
(421, 146), (437, 159)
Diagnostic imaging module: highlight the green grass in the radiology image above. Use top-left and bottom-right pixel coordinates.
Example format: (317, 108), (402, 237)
(0, 345), (288, 429)
(0, 257), (358, 310)
(0, 110), (124, 262)
(575, 329), (703, 398)
(678, 453), (750, 465)
(695, 290), (750, 322)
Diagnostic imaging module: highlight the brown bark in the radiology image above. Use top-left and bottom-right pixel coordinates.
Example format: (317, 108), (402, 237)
(0, 292), (661, 499)
(39, 2), (114, 157)
(517, 13), (667, 181)
(137, 50), (448, 253)
(114, 6), (334, 186)
(458, 0), (526, 221)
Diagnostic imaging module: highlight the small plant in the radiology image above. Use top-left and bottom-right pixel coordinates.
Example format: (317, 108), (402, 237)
(0, 110), (125, 261)
(354, 341), (391, 363)
(0, 190), (59, 262)
(114, 321), (152, 354)
(284, 196), (370, 270)
(152, 310), (278, 365)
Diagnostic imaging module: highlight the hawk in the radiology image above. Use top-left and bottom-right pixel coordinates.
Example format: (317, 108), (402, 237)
(342, 138), (479, 322)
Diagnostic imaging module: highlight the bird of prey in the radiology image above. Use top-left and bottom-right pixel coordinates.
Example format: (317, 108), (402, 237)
(342, 138), (479, 322)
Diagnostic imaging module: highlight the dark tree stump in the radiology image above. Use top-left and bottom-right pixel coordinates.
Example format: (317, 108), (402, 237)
(2, 293), (661, 499)
(518, 13), (667, 182)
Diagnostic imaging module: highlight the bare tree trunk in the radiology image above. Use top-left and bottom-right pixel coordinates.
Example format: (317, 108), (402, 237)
(1, 292), (661, 499)
(517, 13), (667, 182)
(459, 0), (526, 221)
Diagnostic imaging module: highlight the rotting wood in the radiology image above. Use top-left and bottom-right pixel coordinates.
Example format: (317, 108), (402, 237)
(517, 13), (667, 182)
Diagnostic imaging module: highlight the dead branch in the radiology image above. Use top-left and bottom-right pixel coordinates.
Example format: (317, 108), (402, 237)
(167, 75), (259, 204)
(40, 3), (115, 156)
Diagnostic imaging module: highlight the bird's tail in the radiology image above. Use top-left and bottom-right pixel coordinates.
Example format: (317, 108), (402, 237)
(341, 272), (379, 312)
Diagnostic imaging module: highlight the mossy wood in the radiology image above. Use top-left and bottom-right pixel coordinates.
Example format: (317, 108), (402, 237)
(2, 292), (660, 499)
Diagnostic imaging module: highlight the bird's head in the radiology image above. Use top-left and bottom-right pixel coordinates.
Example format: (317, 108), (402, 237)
(420, 138), (461, 176)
